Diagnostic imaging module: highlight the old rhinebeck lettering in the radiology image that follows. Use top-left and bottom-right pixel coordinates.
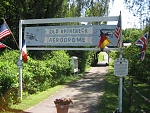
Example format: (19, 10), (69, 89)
(45, 27), (93, 35)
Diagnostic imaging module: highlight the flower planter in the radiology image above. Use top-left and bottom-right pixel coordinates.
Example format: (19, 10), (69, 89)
(55, 104), (69, 113)
(54, 97), (73, 113)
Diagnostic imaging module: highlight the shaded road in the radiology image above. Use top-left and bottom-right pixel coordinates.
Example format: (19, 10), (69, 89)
(21, 52), (109, 113)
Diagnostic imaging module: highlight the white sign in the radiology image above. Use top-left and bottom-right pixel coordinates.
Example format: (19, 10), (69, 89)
(114, 58), (128, 77)
(24, 25), (118, 46)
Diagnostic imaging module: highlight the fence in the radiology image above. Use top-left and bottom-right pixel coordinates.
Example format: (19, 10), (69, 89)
(123, 79), (150, 113)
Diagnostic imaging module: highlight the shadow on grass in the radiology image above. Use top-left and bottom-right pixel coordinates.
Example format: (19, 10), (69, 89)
(123, 78), (150, 113)
(0, 88), (31, 113)
(98, 69), (119, 113)
(0, 107), (31, 113)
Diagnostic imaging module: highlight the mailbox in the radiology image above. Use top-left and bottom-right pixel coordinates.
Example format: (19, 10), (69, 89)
(70, 56), (78, 73)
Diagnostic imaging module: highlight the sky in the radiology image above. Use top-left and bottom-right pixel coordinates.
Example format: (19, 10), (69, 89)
(107, 0), (140, 29)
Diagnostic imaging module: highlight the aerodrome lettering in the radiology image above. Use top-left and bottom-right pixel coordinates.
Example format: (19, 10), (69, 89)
(44, 37), (92, 43)
(45, 27), (93, 35)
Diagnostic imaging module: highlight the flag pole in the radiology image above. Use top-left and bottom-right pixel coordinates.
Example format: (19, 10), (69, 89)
(2, 18), (19, 49)
(19, 20), (23, 101)
(119, 11), (123, 113)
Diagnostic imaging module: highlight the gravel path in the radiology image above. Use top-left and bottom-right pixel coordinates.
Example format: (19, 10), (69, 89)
(22, 52), (109, 113)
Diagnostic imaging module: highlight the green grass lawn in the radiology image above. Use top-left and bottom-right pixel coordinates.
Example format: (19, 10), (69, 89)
(98, 68), (119, 113)
(10, 85), (64, 110)
(98, 63), (150, 113)
(122, 77), (150, 113)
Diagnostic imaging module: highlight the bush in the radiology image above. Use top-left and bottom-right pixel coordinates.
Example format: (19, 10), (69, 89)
(0, 50), (18, 95)
(48, 50), (72, 85)
(0, 50), (19, 110)
(0, 50), (73, 108)
(22, 50), (72, 94)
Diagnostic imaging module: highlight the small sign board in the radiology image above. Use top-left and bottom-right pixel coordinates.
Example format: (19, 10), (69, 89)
(114, 58), (128, 77)
(17, 60), (22, 68)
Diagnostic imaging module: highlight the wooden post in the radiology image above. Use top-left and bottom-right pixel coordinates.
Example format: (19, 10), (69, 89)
(128, 79), (133, 110)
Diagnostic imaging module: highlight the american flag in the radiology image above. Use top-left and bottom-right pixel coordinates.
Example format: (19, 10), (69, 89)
(114, 15), (121, 47)
(0, 23), (11, 40)
(135, 32), (149, 61)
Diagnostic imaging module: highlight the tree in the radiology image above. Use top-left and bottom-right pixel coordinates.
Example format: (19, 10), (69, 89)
(122, 28), (142, 43)
(0, 0), (68, 49)
(124, 0), (150, 28)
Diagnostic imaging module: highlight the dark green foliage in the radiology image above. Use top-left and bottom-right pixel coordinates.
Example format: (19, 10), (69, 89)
(122, 27), (150, 84)
(22, 60), (54, 94)
(0, 50), (19, 95)
(123, 45), (150, 84)
(122, 28), (142, 43)
(0, 0), (111, 50)
(48, 50), (72, 85)
(22, 50), (73, 94)
(110, 51), (119, 60)
(0, 50), (74, 110)
(0, 50), (20, 109)
(0, 87), (19, 111)
(28, 50), (52, 60)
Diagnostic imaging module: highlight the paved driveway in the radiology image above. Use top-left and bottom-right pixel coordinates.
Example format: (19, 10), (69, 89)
(22, 52), (109, 113)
